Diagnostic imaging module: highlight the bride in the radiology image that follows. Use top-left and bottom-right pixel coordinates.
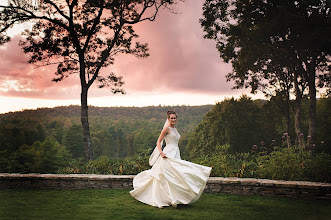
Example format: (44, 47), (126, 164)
(130, 110), (212, 208)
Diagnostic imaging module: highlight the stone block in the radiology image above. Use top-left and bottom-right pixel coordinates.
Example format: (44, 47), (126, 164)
(240, 180), (259, 186)
(111, 182), (123, 189)
(242, 186), (253, 191)
(209, 186), (221, 193)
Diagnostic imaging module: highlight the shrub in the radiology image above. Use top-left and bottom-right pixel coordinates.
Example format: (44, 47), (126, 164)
(193, 144), (331, 182)
(255, 146), (311, 181)
(58, 148), (150, 175)
(56, 144), (331, 183)
(303, 152), (331, 182)
(7, 137), (70, 173)
(192, 145), (258, 178)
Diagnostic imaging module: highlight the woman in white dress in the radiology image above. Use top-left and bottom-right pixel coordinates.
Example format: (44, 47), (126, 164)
(130, 110), (212, 208)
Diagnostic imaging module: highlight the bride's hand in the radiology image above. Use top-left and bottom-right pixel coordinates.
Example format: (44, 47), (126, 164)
(161, 152), (167, 158)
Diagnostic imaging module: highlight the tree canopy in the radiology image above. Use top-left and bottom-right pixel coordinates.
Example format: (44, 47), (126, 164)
(200, 0), (330, 145)
(0, 0), (176, 160)
(200, 0), (330, 92)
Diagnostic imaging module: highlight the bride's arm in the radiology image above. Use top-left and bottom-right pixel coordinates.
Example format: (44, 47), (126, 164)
(157, 128), (169, 158)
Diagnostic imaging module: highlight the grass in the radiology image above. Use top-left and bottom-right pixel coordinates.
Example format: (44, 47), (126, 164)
(0, 189), (330, 220)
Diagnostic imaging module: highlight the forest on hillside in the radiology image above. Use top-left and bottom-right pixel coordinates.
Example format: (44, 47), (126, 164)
(0, 96), (330, 182)
(0, 105), (213, 170)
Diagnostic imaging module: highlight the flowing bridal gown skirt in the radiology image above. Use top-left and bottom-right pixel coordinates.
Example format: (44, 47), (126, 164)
(130, 143), (212, 208)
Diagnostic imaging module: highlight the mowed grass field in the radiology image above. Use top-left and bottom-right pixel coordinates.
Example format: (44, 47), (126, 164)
(0, 189), (330, 220)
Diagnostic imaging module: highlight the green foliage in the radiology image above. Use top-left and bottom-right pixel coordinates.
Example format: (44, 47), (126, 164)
(188, 96), (330, 157)
(0, 105), (212, 162)
(0, 150), (9, 171)
(133, 128), (159, 152)
(187, 95), (263, 157)
(0, 101), (330, 182)
(256, 146), (311, 181)
(58, 149), (151, 175)
(303, 153), (331, 183)
(316, 97), (331, 153)
(0, 121), (46, 154)
(192, 145), (258, 178)
(63, 124), (85, 158)
(255, 146), (331, 182)
(58, 142), (331, 183)
(91, 128), (115, 158)
(192, 144), (331, 183)
(7, 137), (70, 173)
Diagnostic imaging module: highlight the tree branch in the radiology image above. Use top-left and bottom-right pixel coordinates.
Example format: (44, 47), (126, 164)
(0, 5), (70, 31)
(123, 0), (163, 24)
(83, 4), (104, 53)
(44, 0), (70, 21)
(87, 25), (123, 88)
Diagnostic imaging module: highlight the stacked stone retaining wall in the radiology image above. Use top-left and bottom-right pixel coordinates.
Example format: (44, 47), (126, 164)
(1, 173), (330, 200)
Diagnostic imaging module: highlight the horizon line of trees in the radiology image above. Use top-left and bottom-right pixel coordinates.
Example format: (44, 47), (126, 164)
(0, 96), (329, 174)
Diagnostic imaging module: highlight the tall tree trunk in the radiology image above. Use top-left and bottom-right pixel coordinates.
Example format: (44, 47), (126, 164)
(81, 86), (94, 160)
(293, 73), (303, 146)
(273, 89), (290, 133)
(284, 110), (290, 134)
(284, 92), (291, 134)
(307, 60), (317, 148)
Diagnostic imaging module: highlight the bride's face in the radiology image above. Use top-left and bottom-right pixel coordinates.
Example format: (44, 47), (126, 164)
(169, 114), (177, 126)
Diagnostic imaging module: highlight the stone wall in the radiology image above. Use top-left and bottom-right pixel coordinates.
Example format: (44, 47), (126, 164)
(1, 173), (330, 200)
(204, 177), (331, 199)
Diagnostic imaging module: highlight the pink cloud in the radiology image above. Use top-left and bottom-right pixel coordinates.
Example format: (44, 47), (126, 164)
(0, 35), (81, 99)
(112, 1), (234, 94)
(0, 1), (236, 100)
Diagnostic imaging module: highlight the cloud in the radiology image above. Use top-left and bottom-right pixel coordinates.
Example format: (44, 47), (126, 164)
(0, 1), (238, 101)
(112, 0), (235, 95)
(0, 35), (81, 99)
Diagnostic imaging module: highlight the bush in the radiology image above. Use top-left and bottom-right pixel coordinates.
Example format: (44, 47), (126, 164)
(192, 145), (331, 182)
(7, 137), (70, 173)
(255, 146), (311, 181)
(303, 152), (331, 182)
(58, 148), (150, 175)
(16, 142), (330, 183)
(192, 145), (258, 178)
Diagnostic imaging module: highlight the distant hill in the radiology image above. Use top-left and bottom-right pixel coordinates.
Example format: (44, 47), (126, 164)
(0, 104), (214, 161)
(0, 105), (213, 121)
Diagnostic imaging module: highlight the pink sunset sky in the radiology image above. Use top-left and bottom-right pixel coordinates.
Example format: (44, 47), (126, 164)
(0, 0), (262, 114)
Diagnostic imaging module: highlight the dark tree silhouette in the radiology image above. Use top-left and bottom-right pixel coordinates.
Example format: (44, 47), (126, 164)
(200, 0), (330, 146)
(0, 0), (175, 160)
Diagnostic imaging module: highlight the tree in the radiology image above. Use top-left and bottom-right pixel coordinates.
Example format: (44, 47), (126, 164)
(126, 134), (135, 156)
(316, 96), (331, 153)
(91, 127), (115, 157)
(63, 124), (85, 158)
(8, 137), (70, 173)
(0, 0), (175, 160)
(200, 0), (330, 146)
(187, 95), (262, 157)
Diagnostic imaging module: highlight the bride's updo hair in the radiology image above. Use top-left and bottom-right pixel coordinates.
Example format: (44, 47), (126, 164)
(167, 110), (177, 118)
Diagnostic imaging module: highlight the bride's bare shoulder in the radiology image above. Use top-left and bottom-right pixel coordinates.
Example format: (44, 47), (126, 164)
(162, 127), (170, 135)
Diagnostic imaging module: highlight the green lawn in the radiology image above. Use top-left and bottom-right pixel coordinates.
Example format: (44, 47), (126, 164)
(0, 189), (330, 220)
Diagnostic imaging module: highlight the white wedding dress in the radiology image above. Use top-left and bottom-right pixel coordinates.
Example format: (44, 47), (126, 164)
(130, 127), (212, 208)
